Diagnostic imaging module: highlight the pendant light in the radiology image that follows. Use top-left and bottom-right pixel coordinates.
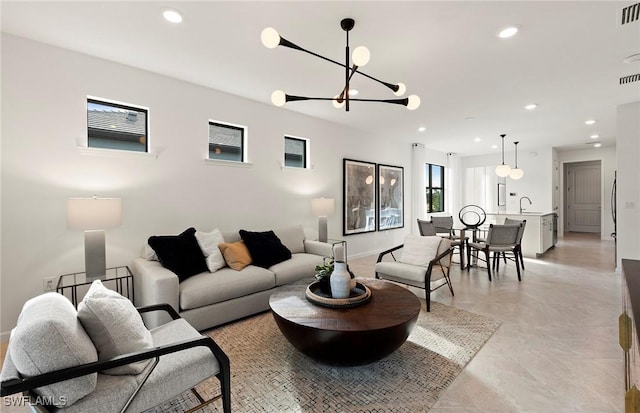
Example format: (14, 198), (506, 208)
(509, 141), (524, 180)
(495, 134), (512, 177)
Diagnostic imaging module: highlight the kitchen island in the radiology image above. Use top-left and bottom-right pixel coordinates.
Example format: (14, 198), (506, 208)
(487, 212), (557, 257)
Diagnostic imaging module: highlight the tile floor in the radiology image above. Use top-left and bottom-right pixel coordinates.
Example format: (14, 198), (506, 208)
(1, 233), (624, 412)
(349, 232), (623, 412)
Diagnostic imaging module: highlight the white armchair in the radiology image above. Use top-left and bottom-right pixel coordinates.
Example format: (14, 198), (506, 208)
(375, 235), (454, 311)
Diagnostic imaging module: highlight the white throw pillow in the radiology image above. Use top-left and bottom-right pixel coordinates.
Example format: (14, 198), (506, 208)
(399, 235), (442, 266)
(195, 228), (226, 272)
(143, 244), (158, 261)
(77, 280), (153, 375)
(9, 293), (98, 407)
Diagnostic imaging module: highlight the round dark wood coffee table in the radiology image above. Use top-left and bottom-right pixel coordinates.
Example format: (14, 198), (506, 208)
(269, 278), (421, 366)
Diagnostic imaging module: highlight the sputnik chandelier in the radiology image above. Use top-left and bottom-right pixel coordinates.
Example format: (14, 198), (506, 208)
(261, 18), (420, 112)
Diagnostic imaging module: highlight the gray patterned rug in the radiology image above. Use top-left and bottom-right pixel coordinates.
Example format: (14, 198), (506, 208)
(149, 300), (500, 413)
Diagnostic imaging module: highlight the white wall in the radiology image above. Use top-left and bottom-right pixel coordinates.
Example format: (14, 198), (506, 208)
(0, 35), (448, 336)
(461, 148), (554, 216)
(557, 146), (616, 240)
(617, 101), (640, 268)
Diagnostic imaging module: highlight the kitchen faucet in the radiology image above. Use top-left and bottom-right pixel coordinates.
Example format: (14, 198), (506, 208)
(520, 196), (532, 214)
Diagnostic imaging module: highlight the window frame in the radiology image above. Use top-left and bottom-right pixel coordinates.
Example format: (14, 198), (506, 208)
(283, 135), (309, 169)
(87, 97), (149, 153)
(426, 163), (445, 213)
(207, 120), (247, 163)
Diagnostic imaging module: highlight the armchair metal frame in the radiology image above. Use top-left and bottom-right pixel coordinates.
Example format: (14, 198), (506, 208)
(375, 243), (454, 311)
(0, 304), (231, 413)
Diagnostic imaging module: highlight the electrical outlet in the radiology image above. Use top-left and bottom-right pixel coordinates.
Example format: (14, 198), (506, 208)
(43, 276), (58, 292)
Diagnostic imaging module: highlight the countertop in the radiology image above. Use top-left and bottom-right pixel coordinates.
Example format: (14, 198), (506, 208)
(485, 211), (555, 217)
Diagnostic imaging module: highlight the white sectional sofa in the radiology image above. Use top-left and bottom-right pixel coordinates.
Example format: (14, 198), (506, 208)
(131, 224), (334, 331)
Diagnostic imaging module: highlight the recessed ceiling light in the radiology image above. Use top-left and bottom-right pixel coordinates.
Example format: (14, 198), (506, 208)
(163, 8), (183, 23)
(585, 119), (596, 125)
(418, 126), (426, 132)
(524, 104), (537, 110)
(498, 26), (519, 39)
(594, 143), (602, 148)
(348, 89), (359, 96)
(474, 137), (481, 142)
(491, 145), (498, 149)
(590, 134), (599, 139)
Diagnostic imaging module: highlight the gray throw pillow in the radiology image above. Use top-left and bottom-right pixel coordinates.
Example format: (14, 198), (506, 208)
(78, 280), (153, 375)
(9, 292), (98, 407)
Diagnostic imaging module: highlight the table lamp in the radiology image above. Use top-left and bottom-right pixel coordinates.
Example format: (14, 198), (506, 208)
(311, 197), (335, 243)
(67, 196), (122, 279)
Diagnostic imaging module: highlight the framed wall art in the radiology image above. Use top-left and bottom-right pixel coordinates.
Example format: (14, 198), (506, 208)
(343, 159), (377, 235)
(377, 164), (404, 231)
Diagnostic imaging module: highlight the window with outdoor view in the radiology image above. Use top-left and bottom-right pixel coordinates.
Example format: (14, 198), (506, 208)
(87, 98), (148, 152)
(426, 163), (445, 213)
(208, 121), (245, 162)
(284, 136), (308, 168)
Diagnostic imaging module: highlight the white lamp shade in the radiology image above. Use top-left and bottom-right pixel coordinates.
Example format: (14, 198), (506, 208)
(509, 168), (524, 180)
(352, 46), (370, 67)
(271, 90), (286, 106)
(406, 95), (421, 110)
(394, 82), (406, 96)
(311, 198), (335, 217)
(332, 95), (345, 109)
(67, 198), (122, 230)
(495, 164), (512, 178)
(261, 27), (280, 48)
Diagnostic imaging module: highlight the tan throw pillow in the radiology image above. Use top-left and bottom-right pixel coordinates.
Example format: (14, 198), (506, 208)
(219, 241), (252, 271)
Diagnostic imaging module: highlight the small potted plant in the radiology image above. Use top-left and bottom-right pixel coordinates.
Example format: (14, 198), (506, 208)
(314, 256), (334, 295)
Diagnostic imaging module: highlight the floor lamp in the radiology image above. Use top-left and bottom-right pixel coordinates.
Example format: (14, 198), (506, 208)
(67, 197), (122, 279)
(311, 198), (335, 243)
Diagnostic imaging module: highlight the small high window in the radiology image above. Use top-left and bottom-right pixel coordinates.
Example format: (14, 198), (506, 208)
(87, 98), (148, 152)
(284, 136), (308, 168)
(208, 121), (245, 162)
(426, 163), (445, 213)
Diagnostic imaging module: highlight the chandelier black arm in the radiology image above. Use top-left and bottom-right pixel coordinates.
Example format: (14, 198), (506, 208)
(278, 36), (401, 94)
(285, 94), (409, 106)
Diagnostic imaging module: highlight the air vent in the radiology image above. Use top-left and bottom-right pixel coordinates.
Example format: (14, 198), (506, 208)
(620, 73), (640, 84)
(622, 3), (640, 25)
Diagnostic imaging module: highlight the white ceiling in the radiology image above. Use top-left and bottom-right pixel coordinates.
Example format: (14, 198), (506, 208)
(2, 1), (639, 156)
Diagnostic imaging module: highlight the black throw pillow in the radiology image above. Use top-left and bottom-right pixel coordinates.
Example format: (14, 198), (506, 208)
(239, 229), (292, 268)
(148, 227), (208, 282)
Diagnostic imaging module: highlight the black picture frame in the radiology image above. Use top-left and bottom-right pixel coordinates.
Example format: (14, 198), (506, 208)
(343, 159), (377, 235)
(377, 164), (404, 231)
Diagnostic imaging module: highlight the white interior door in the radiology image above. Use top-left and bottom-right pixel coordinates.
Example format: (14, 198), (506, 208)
(566, 161), (601, 233)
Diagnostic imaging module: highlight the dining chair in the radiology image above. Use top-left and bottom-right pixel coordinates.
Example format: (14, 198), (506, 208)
(430, 216), (468, 269)
(502, 218), (527, 269)
(417, 219), (437, 236)
(466, 223), (522, 281)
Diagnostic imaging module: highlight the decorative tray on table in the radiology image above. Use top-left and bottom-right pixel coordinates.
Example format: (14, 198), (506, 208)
(305, 281), (372, 309)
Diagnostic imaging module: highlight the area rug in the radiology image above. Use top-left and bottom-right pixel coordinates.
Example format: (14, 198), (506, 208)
(148, 301), (501, 413)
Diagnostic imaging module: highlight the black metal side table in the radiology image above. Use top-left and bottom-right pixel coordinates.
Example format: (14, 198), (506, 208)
(56, 266), (134, 307)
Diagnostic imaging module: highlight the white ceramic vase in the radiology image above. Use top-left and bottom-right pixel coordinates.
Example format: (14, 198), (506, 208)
(330, 261), (351, 299)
